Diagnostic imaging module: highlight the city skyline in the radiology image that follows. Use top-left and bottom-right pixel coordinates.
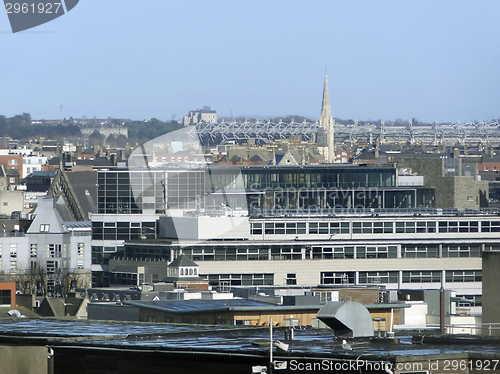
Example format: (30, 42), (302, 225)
(1, 1), (500, 123)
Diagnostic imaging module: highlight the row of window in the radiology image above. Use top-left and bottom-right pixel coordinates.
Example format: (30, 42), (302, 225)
(179, 244), (483, 261)
(92, 221), (157, 241)
(203, 273), (274, 286)
(182, 247), (269, 262)
(319, 270), (482, 285)
(251, 220), (500, 236)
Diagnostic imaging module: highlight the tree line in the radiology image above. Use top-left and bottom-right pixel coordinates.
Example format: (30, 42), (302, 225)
(0, 113), (183, 145)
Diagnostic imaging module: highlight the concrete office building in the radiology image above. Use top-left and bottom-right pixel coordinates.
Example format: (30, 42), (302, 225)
(90, 163), (491, 315)
(0, 197), (92, 295)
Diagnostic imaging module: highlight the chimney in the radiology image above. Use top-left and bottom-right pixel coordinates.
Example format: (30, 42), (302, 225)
(453, 147), (460, 159)
(478, 142), (483, 152)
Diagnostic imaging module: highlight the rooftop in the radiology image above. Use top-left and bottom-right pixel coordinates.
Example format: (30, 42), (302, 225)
(1, 319), (500, 362)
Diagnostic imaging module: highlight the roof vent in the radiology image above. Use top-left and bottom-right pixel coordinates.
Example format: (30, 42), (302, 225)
(316, 301), (374, 338)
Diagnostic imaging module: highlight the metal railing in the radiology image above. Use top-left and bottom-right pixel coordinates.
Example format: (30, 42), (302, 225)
(250, 207), (500, 218)
(407, 323), (500, 336)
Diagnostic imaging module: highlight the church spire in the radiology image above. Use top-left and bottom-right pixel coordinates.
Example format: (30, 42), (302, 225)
(321, 73), (331, 117)
(319, 73), (335, 163)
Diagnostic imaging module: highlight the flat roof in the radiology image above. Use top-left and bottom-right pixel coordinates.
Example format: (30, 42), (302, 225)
(123, 299), (323, 314)
(1, 319), (500, 361)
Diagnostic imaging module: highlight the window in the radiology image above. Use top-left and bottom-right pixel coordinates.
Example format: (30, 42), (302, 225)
(313, 291), (338, 304)
(356, 246), (397, 259)
(271, 246), (302, 260)
(47, 261), (59, 274)
(359, 271), (398, 284)
(311, 246), (354, 259)
(402, 271), (441, 283)
(456, 294), (482, 307)
(481, 221), (500, 233)
(9, 178), (15, 183)
(320, 272), (355, 285)
(10, 244), (17, 258)
(352, 221), (393, 234)
(403, 245), (438, 258)
(442, 244), (481, 258)
(40, 224), (50, 232)
(47, 244), (62, 258)
(439, 221), (479, 233)
(0, 290), (11, 306)
(8, 159), (18, 165)
(205, 273), (274, 286)
(30, 244), (37, 258)
(446, 270), (481, 282)
(286, 273), (297, 285)
(250, 222), (262, 235)
(77, 243), (85, 269)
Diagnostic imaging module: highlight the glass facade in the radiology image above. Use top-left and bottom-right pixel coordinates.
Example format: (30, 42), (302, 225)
(96, 166), (434, 215)
(208, 165), (396, 190)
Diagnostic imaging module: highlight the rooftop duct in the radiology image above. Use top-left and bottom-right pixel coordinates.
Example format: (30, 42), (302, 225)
(316, 301), (374, 338)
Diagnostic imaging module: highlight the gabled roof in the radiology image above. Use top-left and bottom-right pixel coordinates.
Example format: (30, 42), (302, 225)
(26, 196), (67, 234)
(250, 154), (266, 162)
(37, 297), (86, 317)
(47, 169), (97, 221)
(168, 255), (198, 267)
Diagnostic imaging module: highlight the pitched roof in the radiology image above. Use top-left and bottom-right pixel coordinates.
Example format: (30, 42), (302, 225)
(26, 196), (67, 234)
(168, 255), (198, 267)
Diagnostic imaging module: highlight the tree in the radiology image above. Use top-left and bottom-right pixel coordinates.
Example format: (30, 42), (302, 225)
(106, 134), (117, 148)
(116, 134), (128, 148)
(16, 261), (48, 296)
(15, 261), (90, 297)
(88, 130), (104, 147)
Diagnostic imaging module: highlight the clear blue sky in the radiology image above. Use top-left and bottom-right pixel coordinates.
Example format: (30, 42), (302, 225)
(1, 0), (499, 123)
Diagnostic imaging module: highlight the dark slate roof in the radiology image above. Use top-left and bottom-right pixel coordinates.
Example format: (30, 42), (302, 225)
(482, 154), (500, 163)
(478, 171), (500, 181)
(30, 171), (57, 178)
(124, 298), (282, 314)
(274, 152), (285, 165)
(379, 144), (402, 152)
(65, 172), (98, 218)
(5, 168), (19, 177)
(355, 149), (376, 160)
(168, 255), (198, 267)
(65, 221), (92, 229)
(229, 154), (243, 162)
(48, 157), (62, 165)
(75, 158), (113, 166)
(250, 154), (266, 162)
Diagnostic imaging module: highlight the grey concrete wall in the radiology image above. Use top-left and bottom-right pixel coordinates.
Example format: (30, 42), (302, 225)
(109, 258), (168, 284)
(397, 157), (489, 208)
(0, 345), (47, 374)
(453, 177), (489, 209)
(482, 251), (500, 335)
(88, 303), (140, 322)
